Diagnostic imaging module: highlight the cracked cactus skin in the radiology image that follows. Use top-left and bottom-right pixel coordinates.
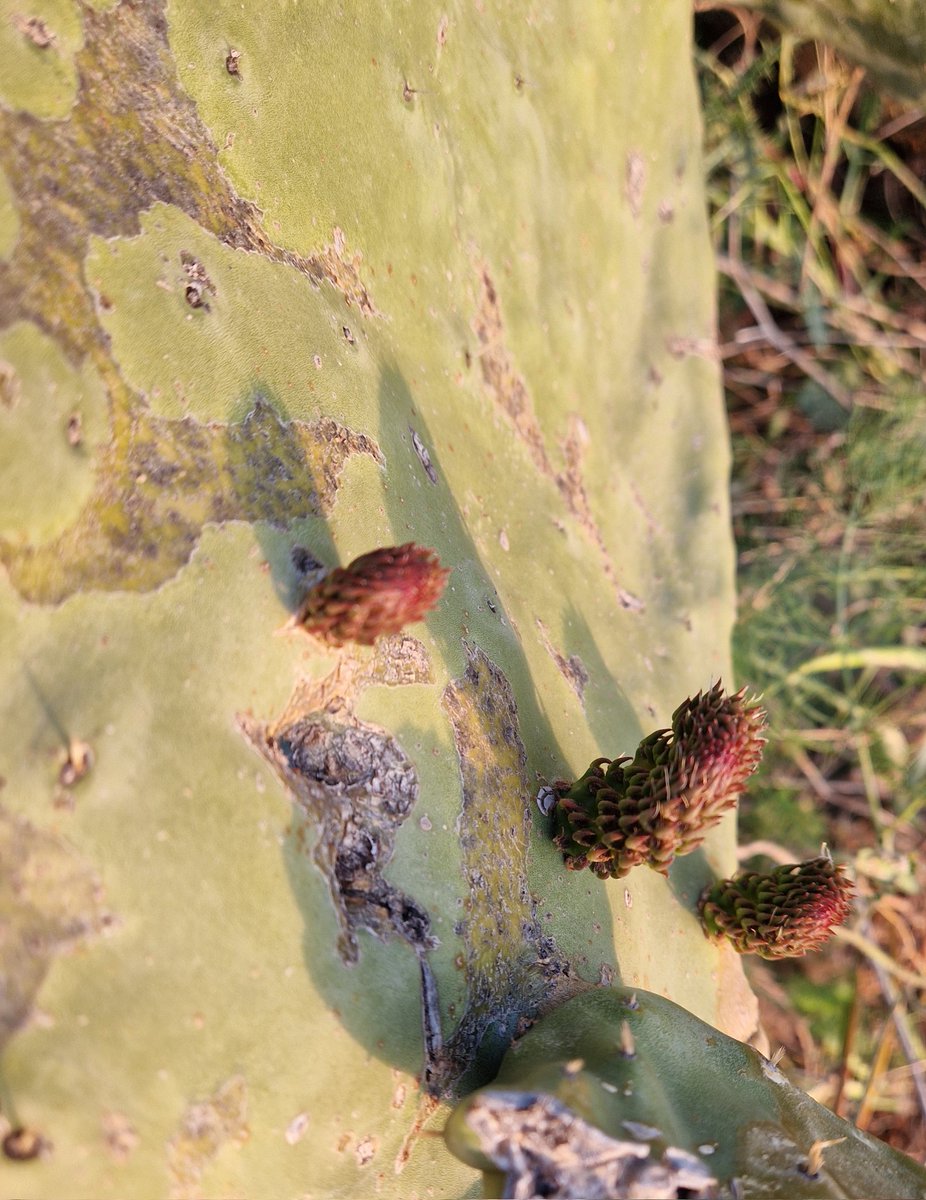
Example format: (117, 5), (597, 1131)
(2, 1), (764, 1197)
(700, 856), (855, 959)
(552, 684), (766, 878)
(445, 986), (926, 1199)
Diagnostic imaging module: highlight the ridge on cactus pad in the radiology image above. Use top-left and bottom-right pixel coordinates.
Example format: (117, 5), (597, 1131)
(291, 543), (449, 646)
(699, 854), (854, 959)
(551, 682), (766, 879)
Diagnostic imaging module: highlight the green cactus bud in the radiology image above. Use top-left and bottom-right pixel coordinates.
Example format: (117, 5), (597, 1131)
(699, 855), (854, 959)
(291, 543), (449, 646)
(550, 756), (643, 879)
(552, 683), (766, 878)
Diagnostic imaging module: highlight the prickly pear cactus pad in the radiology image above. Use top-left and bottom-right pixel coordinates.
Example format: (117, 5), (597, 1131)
(445, 986), (926, 1199)
(1, 1), (755, 1196)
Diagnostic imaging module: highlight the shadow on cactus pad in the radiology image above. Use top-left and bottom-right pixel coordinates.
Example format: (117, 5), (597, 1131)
(444, 986), (926, 1199)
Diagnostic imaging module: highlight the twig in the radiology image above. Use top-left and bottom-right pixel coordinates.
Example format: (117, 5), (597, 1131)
(800, 61), (866, 292)
(728, 326), (926, 352)
(835, 926), (926, 991)
(876, 108), (926, 142)
(790, 746), (834, 803)
(841, 125), (926, 214)
(858, 918), (926, 1130)
(854, 1012), (897, 1132)
(832, 974), (861, 1118)
(720, 255), (926, 344)
(718, 255), (853, 408)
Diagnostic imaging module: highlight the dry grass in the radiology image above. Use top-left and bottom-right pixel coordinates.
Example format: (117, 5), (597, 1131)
(696, 5), (926, 1160)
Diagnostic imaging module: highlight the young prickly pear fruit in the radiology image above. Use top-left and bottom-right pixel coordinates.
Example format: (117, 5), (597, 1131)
(551, 683), (766, 879)
(550, 756), (643, 879)
(699, 853), (854, 959)
(291, 543), (449, 646)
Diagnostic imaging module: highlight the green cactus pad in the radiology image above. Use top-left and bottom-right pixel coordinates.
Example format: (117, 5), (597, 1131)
(445, 986), (926, 1199)
(1, 0), (766, 1195)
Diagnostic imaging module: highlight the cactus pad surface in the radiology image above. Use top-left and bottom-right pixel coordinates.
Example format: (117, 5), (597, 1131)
(1, 1), (761, 1195)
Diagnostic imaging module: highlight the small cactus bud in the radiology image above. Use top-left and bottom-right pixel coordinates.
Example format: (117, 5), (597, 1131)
(699, 854), (854, 959)
(292, 543), (449, 646)
(551, 683), (765, 878)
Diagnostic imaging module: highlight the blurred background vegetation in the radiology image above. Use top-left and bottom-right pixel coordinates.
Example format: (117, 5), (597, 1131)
(694, 3), (926, 1161)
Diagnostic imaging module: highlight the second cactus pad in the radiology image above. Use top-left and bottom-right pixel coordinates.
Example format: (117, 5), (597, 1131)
(444, 985), (926, 1199)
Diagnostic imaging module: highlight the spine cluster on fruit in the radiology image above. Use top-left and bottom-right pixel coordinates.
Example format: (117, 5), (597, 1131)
(550, 683), (767, 880)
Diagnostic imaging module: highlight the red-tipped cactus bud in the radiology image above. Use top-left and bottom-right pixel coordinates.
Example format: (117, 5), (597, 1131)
(550, 683), (766, 879)
(293, 543), (449, 646)
(661, 682), (767, 858)
(699, 854), (854, 959)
